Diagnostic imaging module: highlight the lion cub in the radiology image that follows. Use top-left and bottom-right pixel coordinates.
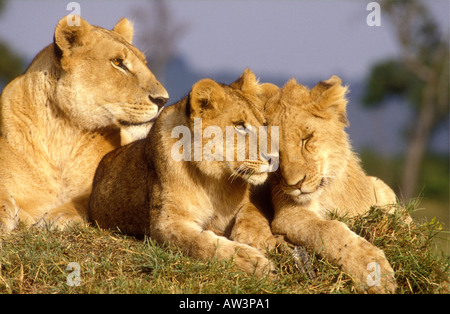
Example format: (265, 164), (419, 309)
(262, 76), (398, 293)
(89, 69), (276, 276)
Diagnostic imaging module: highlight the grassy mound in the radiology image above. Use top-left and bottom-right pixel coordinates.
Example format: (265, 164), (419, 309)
(0, 203), (448, 294)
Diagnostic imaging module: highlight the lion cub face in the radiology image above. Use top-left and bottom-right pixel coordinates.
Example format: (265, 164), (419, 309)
(184, 69), (271, 185)
(53, 16), (168, 131)
(266, 76), (351, 204)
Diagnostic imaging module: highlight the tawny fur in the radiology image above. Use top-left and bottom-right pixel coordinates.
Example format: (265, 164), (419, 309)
(270, 76), (397, 293)
(233, 76), (399, 293)
(0, 15), (168, 232)
(89, 69), (276, 277)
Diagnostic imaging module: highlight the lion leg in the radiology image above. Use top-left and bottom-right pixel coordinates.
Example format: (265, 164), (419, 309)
(0, 190), (37, 232)
(272, 205), (397, 293)
(230, 202), (278, 252)
(0, 191), (19, 233)
(34, 193), (89, 230)
(152, 210), (274, 278)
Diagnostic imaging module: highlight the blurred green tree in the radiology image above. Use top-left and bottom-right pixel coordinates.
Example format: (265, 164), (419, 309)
(363, 0), (449, 200)
(0, 42), (24, 85)
(0, 0), (25, 87)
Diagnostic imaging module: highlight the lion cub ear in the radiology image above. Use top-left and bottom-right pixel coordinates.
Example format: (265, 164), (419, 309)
(311, 75), (349, 125)
(230, 68), (261, 96)
(190, 79), (225, 118)
(113, 18), (134, 44)
(54, 15), (92, 54)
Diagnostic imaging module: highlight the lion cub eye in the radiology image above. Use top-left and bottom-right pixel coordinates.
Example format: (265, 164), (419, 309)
(111, 58), (128, 72)
(234, 121), (247, 133)
(301, 134), (313, 148)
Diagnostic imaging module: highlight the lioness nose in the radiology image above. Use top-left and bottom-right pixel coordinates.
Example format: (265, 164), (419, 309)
(149, 95), (169, 109)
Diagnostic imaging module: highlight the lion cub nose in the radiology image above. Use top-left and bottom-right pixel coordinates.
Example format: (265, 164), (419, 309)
(289, 175), (306, 190)
(149, 95), (169, 109)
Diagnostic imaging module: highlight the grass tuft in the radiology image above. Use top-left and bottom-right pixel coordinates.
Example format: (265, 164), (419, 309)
(332, 201), (449, 294)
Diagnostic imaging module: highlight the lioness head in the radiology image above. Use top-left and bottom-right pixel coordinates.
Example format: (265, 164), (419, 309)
(52, 15), (168, 132)
(266, 75), (351, 204)
(183, 69), (273, 185)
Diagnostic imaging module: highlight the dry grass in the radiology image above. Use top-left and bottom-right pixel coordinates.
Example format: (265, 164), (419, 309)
(0, 202), (448, 294)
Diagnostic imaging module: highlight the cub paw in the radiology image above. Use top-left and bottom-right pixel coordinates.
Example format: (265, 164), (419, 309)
(232, 243), (275, 278)
(231, 228), (278, 253)
(342, 237), (397, 294)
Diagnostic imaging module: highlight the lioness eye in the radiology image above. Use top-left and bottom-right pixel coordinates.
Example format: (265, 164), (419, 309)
(111, 58), (128, 71)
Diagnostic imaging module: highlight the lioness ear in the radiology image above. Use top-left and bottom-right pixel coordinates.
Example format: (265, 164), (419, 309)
(230, 68), (261, 96)
(311, 75), (349, 125)
(190, 79), (225, 118)
(113, 18), (134, 44)
(54, 15), (92, 53)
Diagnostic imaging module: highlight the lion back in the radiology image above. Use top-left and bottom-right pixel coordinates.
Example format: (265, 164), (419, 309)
(89, 139), (151, 237)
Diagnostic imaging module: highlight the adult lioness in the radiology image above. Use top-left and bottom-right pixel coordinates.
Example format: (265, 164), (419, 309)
(0, 16), (168, 232)
(89, 69), (275, 276)
(266, 76), (397, 293)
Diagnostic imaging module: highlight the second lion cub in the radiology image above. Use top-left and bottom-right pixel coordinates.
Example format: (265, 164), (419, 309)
(89, 69), (276, 276)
